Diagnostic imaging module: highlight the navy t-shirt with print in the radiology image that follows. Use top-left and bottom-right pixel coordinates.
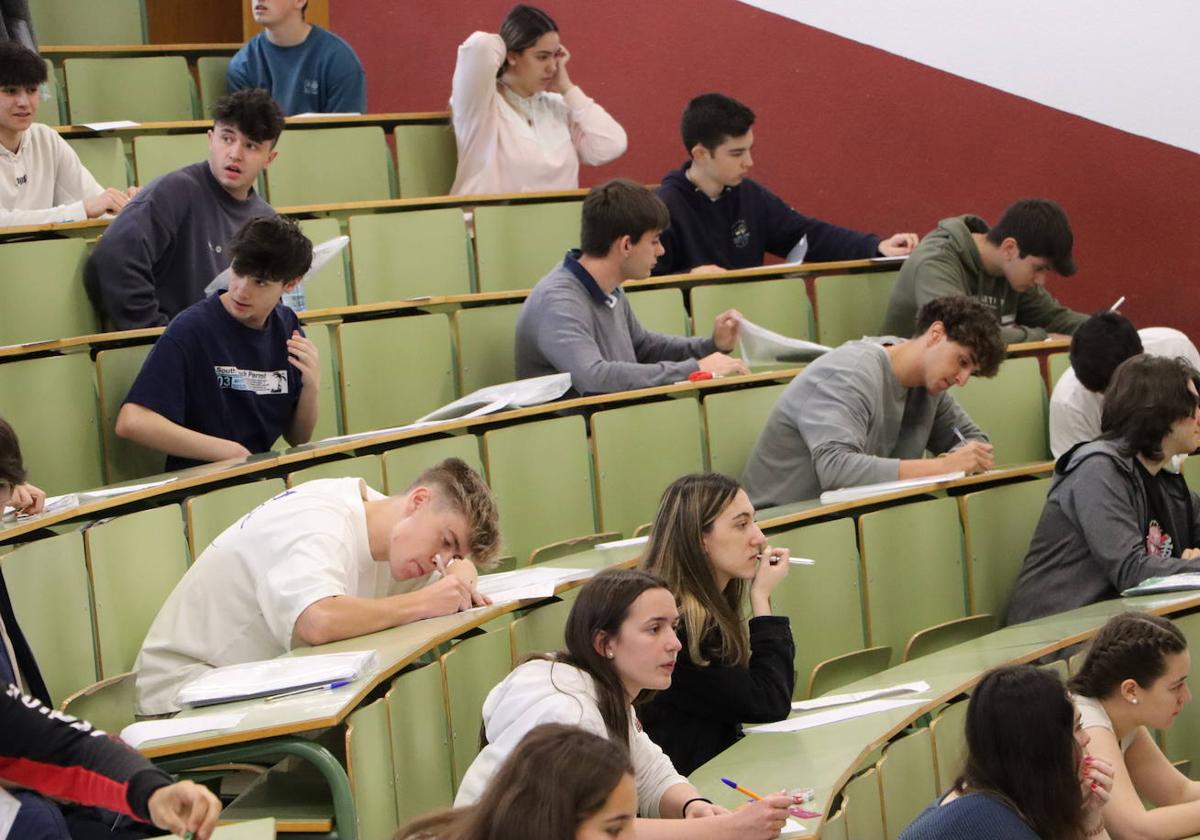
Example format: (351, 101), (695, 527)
(124, 293), (303, 471)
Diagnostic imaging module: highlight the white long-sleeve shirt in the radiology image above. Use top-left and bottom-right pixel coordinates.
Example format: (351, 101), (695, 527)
(449, 31), (627, 196)
(0, 123), (104, 226)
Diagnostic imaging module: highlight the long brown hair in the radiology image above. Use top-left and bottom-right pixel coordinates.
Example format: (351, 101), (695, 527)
(396, 724), (632, 840)
(1069, 612), (1187, 699)
(641, 473), (749, 667)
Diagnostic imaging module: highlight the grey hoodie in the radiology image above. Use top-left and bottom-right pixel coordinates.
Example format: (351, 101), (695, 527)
(1005, 439), (1200, 625)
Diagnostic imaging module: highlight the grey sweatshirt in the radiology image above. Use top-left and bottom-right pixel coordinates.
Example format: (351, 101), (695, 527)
(514, 253), (716, 395)
(741, 338), (986, 508)
(1005, 440), (1200, 625)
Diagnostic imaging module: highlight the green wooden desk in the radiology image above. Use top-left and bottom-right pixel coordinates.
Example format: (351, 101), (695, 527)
(156, 817), (275, 839)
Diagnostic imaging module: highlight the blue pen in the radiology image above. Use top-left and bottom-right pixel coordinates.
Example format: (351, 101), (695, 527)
(264, 679), (352, 703)
(953, 426), (968, 447)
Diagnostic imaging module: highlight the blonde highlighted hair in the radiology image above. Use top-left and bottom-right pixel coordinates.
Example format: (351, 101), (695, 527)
(408, 458), (501, 569)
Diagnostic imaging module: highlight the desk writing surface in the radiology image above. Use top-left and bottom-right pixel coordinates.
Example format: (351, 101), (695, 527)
(156, 817), (275, 839)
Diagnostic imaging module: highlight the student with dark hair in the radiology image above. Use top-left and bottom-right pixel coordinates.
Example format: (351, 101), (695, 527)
(515, 178), (747, 394)
(652, 92), (918, 276)
(742, 295), (1004, 507)
(227, 0), (366, 115)
(1007, 356), (1200, 624)
(1068, 612), (1200, 839)
(455, 567), (795, 839)
(0, 415), (42, 516)
(85, 88), (284, 329)
(639, 474), (794, 775)
(882, 198), (1088, 344)
(396, 724), (636, 840)
(115, 215), (318, 470)
(450, 3), (626, 195)
(899, 664), (1113, 840)
(1050, 312), (1200, 457)
(0, 40), (136, 225)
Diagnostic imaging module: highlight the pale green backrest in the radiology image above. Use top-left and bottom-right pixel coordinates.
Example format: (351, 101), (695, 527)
(185, 478), (286, 559)
(842, 767), (884, 840)
(348, 210), (471, 303)
(1048, 351), (1071, 387)
(66, 136), (128, 189)
(441, 629), (513, 788)
(346, 697), (399, 840)
(65, 57), (196, 123)
(388, 662), (455, 824)
(196, 56), (230, 116)
(36, 60), (64, 125)
(132, 133), (209, 185)
(31, 0), (147, 44)
(266, 126), (394, 206)
(394, 124), (456, 198)
(930, 699), (968, 790)
(878, 727), (937, 840)
(0, 354), (103, 495)
(382, 436), (483, 495)
(961, 478), (1051, 617)
(822, 806), (848, 840)
(859, 496), (967, 665)
(96, 344), (165, 484)
(590, 398), (705, 536)
(301, 321), (341, 441)
(953, 356), (1049, 464)
(295, 217), (351, 310)
(0, 238), (97, 344)
(483, 415), (595, 564)
(287, 453), (384, 490)
(473, 201), (582, 293)
(85, 505), (189, 677)
(452, 303), (522, 394)
(702, 383), (787, 478)
(769, 518), (867, 699)
(1163, 611), (1200, 767)
(337, 314), (455, 433)
(690, 277), (814, 340)
(808, 646), (893, 700)
(1186, 455), (1200, 492)
(3, 532), (97, 704)
(509, 599), (570, 665)
(815, 271), (900, 346)
(626, 288), (689, 335)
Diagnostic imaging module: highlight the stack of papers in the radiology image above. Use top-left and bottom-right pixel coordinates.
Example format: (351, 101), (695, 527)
(120, 712), (245, 748)
(737, 318), (831, 366)
(792, 680), (930, 712)
(176, 650), (376, 708)
(819, 472), (965, 505)
(595, 535), (649, 550)
(746, 697), (927, 734)
(1122, 573), (1200, 597)
(475, 566), (596, 605)
(415, 374), (572, 424)
(4, 477), (179, 521)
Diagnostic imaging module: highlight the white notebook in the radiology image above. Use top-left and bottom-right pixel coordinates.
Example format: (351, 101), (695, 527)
(176, 650), (376, 708)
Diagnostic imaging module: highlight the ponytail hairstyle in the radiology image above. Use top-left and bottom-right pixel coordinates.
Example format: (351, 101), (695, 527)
(641, 473), (750, 667)
(957, 664), (1086, 840)
(1069, 612), (1187, 699)
(395, 723), (633, 840)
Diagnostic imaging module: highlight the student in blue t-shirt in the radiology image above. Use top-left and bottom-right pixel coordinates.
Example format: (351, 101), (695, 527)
(116, 215), (320, 471)
(227, 0), (367, 115)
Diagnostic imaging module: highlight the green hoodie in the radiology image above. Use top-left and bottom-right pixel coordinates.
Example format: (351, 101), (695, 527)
(880, 215), (1086, 344)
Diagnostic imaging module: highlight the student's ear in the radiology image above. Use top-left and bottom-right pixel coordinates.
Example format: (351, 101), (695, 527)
(281, 276), (304, 292)
(999, 237), (1020, 261)
(616, 234), (633, 257)
(264, 147), (279, 168)
(591, 630), (612, 660)
(1120, 677), (1141, 704)
(925, 320), (946, 345)
(405, 486), (432, 514)
(689, 142), (708, 163)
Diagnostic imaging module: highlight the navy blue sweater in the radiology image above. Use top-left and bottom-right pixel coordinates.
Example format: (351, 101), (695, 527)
(653, 164), (881, 276)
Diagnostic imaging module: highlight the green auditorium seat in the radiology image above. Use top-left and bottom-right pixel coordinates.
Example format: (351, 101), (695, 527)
(702, 383), (786, 478)
(133, 133), (209, 185)
(960, 477), (1050, 618)
(441, 628), (512, 787)
(0, 238), (98, 345)
(345, 697), (399, 839)
(196, 55), (230, 116)
(32, 0), (147, 45)
(184, 478), (286, 559)
(452, 303), (522, 394)
(877, 727), (937, 840)
(690, 277), (813, 340)
(295, 217), (351, 310)
(382, 436), (484, 494)
(954, 356), (1050, 465)
(64, 57), (197, 123)
(394, 124), (457, 198)
(388, 662), (455, 824)
(348, 209), (472, 303)
(625, 288), (689, 336)
(286, 453), (384, 490)
(815, 270), (900, 346)
(66, 135), (129, 189)
(96, 344), (164, 484)
(266, 126), (394, 206)
(472, 201), (582, 293)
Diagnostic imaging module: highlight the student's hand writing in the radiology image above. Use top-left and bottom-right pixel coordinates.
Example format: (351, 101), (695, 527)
(751, 545), (790, 604)
(723, 793), (792, 839)
(84, 188), (132, 218)
(689, 264), (727, 275)
(878, 232), (919, 256)
(698, 353), (749, 377)
(6, 482), (45, 515)
(1081, 754), (1114, 815)
(550, 45), (573, 94)
(445, 558), (493, 606)
(711, 308), (742, 352)
(420, 574), (476, 618)
(287, 331), (321, 389)
(146, 780), (222, 840)
(684, 800), (729, 819)
(125, 185), (141, 199)
(944, 441), (994, 475)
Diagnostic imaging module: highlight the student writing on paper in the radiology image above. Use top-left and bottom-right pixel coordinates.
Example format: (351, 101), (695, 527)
(133, 458), (500, 716)
(0, 416), (43, 517)
(898, 664), (1113, 840)
(449, 4), (626, 196)
(84, 89), (282, 329)
(639, 473), (795, 774)
(455, 568), (797, 839)
(0, 683), (222, 840)
(1050, 312), (1200, 459)
(515, 178), (747, 395)
(115, 216), (320, 471)
(397, 724), (636, 840)
(1069, 613), (1200, 840)
(882, 198), (1087, 345)
(1007, 356), (1200, 625)
(742, 296), (1004, 508)
(0, 41), (139, 227)
(651, 93), (918, 276)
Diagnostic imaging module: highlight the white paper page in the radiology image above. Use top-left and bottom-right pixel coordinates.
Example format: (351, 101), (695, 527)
(793, 680), (931, 711)
(746, 697), (926, 734)
(82, 477), (179, 499)
(475, 567), (595, 604)
(177, 650), (376, 707)
(782, 817), (806, 835)
(415, 373), (572, 424)
(0, 786), (19, 840)
(819, 472), (965, 505)
(81, 120), (139, 131)
(596, 535), (649, 550)
(120, 712), (245, 748)
(4, 493), (78, 521)
(736, 318), (831, 366)
(1122, 572), (1200, 596)
(290, 112), (362, 118)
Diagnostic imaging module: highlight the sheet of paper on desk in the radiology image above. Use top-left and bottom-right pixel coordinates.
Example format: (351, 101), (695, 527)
(596, 535), (649, 550)
(475, 566), (595, 604)
(120, 712), (246, 748)
(793, 680), (930, 711)
(746, 697), (926, 734)
(176, 650), (376, 707)
(1122, 573), (1200, 597)
(819, 472), (965, 505)
(415, 373), (572, 424)
(81, 120), (140, 131)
